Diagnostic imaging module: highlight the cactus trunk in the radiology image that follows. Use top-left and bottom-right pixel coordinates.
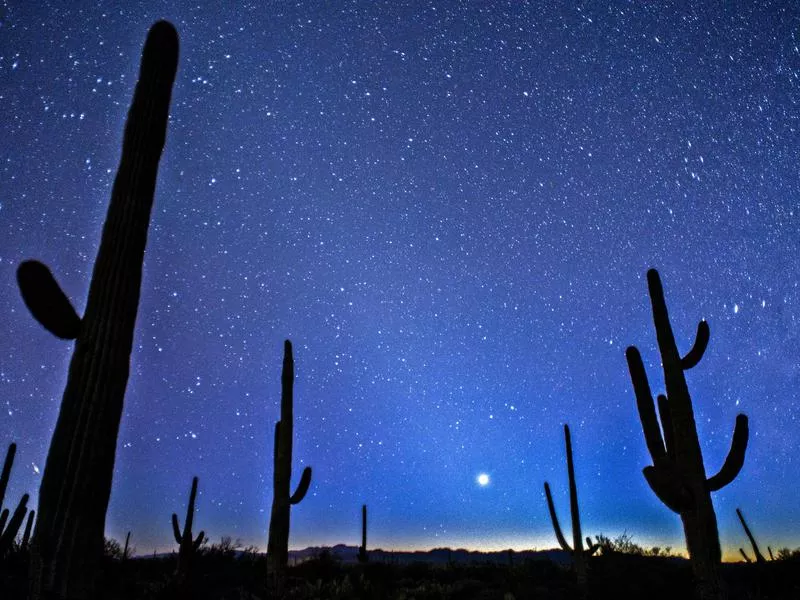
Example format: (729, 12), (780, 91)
(267, 340), (312, 593)
(18, 22), (178, 600)
(358, 504), (368, 563)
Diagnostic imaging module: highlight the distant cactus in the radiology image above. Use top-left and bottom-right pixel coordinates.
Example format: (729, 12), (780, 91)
(267, 340), (313, 592)
(122, 530), (131, 562)
(172, 476), (205, 583)
(0, 442), (30, 558)
(21, 510), (35, 551)
(626, 269), (748, 600)
(738, 548), (751, 563)
(544, 424), (598, 590)
(17, 21), (179, 600)
(736, 508), (765, 563)
(358, 504), (368, 564)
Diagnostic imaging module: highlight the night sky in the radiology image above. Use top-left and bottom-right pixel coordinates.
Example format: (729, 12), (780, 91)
(1, 2), (799, 560)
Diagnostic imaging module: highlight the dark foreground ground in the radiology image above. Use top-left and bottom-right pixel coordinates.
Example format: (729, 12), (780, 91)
(2, 548), (798, 599)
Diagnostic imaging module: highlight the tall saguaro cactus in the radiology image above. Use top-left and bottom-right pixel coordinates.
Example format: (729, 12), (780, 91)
(267, 340), (313, 591)
(544, 424), (598, 591)
(17, 21), (179, 600)
(626, 269), (748, 600)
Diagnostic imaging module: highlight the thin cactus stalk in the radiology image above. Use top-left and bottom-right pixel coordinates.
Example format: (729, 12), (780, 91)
(123, 530), (131, 562)
(0, 443), (16, 508)
(358, 504), (368, 564)
(21, 510), (35, 551)
(626, 269), (749, 600)
(172, 476), (205, 584)
(736, 508), (765, 563)
(17, 21), (179, 600)
(267, 340), (313, 592)
(768, 546), (774, 561)
(739, 548), (751, 563)
(544, 424), (598, 591)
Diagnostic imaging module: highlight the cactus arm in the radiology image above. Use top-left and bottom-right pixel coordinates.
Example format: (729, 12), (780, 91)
(289, 466), (312, 505)
(768, 546), (774, 561)
(0, 509), (8, 533)
(586, 539), (600, 556)
(656, 395), (675, 460)
(171, 513), (182, 544)
(643, 465), (692, 514)
(707, 415), (748, 492)
(0, 443), (16, 508)
(16, 261), (82, 340)
(544, 482), (572, 553)
(680, 321), (710, 369)
(192, 531), (204, 551)
(626, 347), (667, 464)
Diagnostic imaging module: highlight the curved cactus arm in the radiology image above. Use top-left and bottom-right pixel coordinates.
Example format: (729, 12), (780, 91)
(289, 466), (312, 505)
(656, 395), (675, 460)
(680, 321), (710, 369)
(626, 347), (667, 464)
(643, 465), (692, 514)
(739, 548), (751, 563)
(544, 482), (572, 553)
(0, 493), (29, 553)
(192, 531), (205, 551)
(171, 513), (182, 544)
(16, 261), (82, 340)
(585, 537), (599, 556)
(0, 443), (17, 508)
(707, 415), (749, 492)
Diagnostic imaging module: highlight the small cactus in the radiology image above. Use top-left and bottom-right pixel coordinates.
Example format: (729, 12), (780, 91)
(736, 508), (765, 563)
(358, 504), (368, 564)
(544, 424), (598, 591)
(0, 443), (30, 558)
(172, 476), (205, 583)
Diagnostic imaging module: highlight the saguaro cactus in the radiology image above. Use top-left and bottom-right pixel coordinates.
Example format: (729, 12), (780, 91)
(736, 508), (765, 564)
(626, 269), (748, 600)
(172, 476), (205, 586)
(543, 424), (598, 590)
(267, 340), (313, 591)
(17, 21), (179, 599)
(358, 504), (368, 564)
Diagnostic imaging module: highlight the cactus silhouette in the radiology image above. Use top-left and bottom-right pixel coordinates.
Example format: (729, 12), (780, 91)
(736, 508), (765, 563)
(172, 476), (205, 588)
(358, 504), (368, 564)
(544, 424), (598, 591)
(21, 510), (35, 551)
(0, 443), (30, 558)
(16, 21), (178, 599)
(267, 340), (312, 592)
(626, 269), (748, 600)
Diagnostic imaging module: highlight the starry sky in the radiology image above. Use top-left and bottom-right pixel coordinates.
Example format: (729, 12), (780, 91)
(1, 1), (799, 560)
